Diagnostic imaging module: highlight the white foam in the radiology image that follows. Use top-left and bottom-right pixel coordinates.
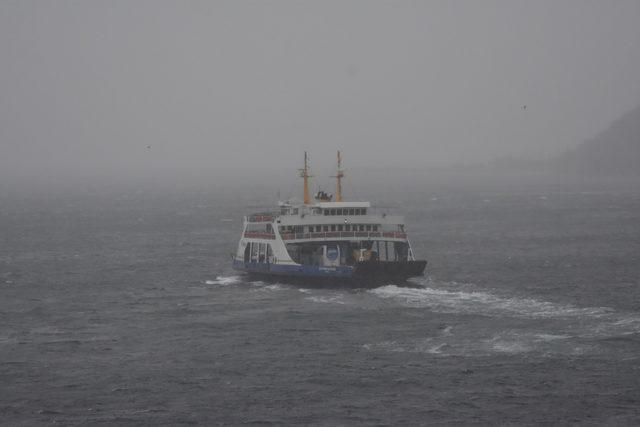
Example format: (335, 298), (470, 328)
(534, 333), (571, 341)
(306, 295), (346, 305)
(427, 343), (447, 354)
(490, 340), (529, 354)
(370, 285), (612, 319)
(441, 325), (453, 336)
(205, 276), (241, 286)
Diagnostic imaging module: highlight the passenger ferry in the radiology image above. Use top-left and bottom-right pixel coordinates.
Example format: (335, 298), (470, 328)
(232, 152), (427, 281)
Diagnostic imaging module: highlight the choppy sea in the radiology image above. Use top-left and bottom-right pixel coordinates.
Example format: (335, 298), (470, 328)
(1, 187), (640, 425)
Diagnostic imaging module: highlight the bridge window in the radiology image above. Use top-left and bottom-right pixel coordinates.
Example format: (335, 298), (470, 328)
(324, 210), (329, 216)
(373, 225), (378, 231)
(338, 225), (343, 231)
(323, 225), (329, 232)
(345, 225), (350, 231)
(330, 209), (336, 215)
(366, 225), (372, 231)
(359, 225), (365, 231)
(348, 208), (354, 215)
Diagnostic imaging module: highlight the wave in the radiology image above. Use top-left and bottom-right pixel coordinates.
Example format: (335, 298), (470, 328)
(370, 284), (611, 319)
(205, 276), (241, 286)
(364, 283), (640, 357)
(306, 295), (346, 305)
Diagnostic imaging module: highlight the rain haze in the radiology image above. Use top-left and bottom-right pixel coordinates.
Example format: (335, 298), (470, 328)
(2, 0), (640, 191)
(3, 2), (640, 426)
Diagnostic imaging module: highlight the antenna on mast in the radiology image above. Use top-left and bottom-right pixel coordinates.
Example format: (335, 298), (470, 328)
(299, 151), (313, 204)
(333, 150), (345, 202)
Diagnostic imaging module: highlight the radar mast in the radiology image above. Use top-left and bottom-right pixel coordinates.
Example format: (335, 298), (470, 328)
(333, 150), (345, 202)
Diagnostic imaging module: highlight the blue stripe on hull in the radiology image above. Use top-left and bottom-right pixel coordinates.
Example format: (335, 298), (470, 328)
(232, 260), (354, 278)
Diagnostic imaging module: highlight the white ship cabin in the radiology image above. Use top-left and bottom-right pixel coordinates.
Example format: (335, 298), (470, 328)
(235, 151), (416, 268)
(239, 200), (414, 266)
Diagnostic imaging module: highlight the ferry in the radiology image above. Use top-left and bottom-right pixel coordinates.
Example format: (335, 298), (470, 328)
(232, 152), (427, 282)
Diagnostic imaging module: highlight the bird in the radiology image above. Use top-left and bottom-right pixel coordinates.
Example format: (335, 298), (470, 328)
(522, 105), (527, 110)
(146, 145), (151, 149)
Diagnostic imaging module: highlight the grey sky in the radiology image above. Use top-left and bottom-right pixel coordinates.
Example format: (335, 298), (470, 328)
(1, 1), (640, 188)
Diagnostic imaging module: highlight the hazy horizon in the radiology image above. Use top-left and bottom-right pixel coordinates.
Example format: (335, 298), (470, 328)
(2, 1), (640, 191)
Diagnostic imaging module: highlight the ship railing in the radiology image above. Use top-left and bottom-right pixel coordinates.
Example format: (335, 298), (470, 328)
(280, 231), (407, 241)
(246, 214), (275, 223)
(243, 231), (276, 239)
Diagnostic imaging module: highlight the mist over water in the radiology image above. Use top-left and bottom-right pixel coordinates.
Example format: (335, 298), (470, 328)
(2, 0), (640, 424)
(2, 1), (640, 191)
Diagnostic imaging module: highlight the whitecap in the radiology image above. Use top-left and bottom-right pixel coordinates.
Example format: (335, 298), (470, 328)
(205, 276), (241, 286)
(306, 295), (346, 305)
(370, 285), (611, 319)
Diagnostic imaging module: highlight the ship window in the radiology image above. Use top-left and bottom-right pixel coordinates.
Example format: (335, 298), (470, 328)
(339, 209), (345, 215)
(359, 225), (365, 231)
(338, 225), (343, 231)
(362, 209), (367, 215)
(366, 225), (372, 231)
(331, 225), (336, 231)
(345, 225), (350, 231)
(324, 210), (329, 216)
(323, 225), (329, 232)
(373, 225), (378, 231)
(348, 208), (354, 215)
(329, 209), (335, 215)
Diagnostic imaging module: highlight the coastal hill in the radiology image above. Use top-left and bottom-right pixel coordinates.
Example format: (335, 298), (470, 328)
(555, 105), (640, 177)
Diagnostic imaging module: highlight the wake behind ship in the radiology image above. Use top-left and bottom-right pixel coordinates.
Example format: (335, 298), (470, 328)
(232, 152), (427, 281)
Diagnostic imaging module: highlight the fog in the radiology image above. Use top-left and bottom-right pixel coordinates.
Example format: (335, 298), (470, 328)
(1, 1), (640, 193)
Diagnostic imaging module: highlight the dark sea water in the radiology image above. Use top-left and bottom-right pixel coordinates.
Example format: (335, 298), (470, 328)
(2, 187), (640, 425)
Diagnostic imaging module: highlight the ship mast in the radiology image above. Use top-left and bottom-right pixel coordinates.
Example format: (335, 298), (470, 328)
(299, 151), (313, 204)
(333, 150), (345, 202)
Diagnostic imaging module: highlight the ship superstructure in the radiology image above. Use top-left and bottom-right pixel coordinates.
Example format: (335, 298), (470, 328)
(232, 152), (427, 280)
